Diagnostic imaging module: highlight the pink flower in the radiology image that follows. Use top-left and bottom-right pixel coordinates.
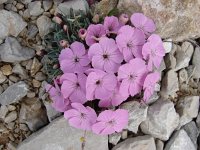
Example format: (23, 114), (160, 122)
(118, 58), (148, 98)
(46, 80), (69, 112)
(92, 109), (128, 135)
(78, 28), (87, 40)
(116, 25), (145, 62)
(143, 72), (160, 102)
(59, 40), (69, 48)
(60, 73), (87, 104)
(142, 34), (165, 71)
(88, 38), (123, 73)
(86, 69), (117, 100)
(104, 16), (120, 34)
(119, 14), (129, 25)
(131, 13), (156, 35)
(64, 103), (97, 131)
(59, 41), (90, 73)
(85, 24), (106, 46)
(98, 84), (126, 108)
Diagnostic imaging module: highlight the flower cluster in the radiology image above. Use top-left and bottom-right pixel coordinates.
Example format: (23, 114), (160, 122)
(46, 13), (165, 135)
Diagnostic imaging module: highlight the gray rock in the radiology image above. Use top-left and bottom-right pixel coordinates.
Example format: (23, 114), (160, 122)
(37, 15), (53, 38)
(175, 42), (194, 71)
(183, 121), (199, 148)
(156, 139), (164, 150)
(117, 0), (200, 41)
(4, 111), (17, 123)
(12, 63), (28, 79)
(19, 98), (48, 131)
(176, 96), (199, 128)
(0, 10), (27, 39)
(112, 135), (156, 150)
(0, 0), (7, 4)
(161, 70), (179, 99)
(27, 24), (38, 39)
(196, 112), (200, 128)
(192, 47), (200, 78)
(20, 0), (32, 4)
(146, 92), (159, 105)
(0, 37), (35, 63)
(0, 81), (28, 105)
(164, 129), (196, 150)
(28, 1), (44, 16)
(43, 1), (52, 11)
(0, 71), (6, 84)
(43, 101), (62, 122)
(163, 39), (172, 53)
(0, 105), (8, 120)
(109, 132), (121, 145)
(178, 69), (188, 84)
(120, 101), (148, 133)
(56, 0), (89, 16)
(140, 100), (179, 141)
(17, 117), (108, 150)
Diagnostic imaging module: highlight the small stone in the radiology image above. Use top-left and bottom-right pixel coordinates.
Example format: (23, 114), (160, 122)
(179, 69), (188, 84)
(161, 70), (179, 99)
(112, 135), (156, 150)
(19, 98), (48, 131)
(156, 139), (164, 150)
(0, 37), (35, 63)
(36, 15), (53, 38)
(30, 58), (42, 76)
(0, 71), (7, 84)
(146, 92), (159, 105)
(0, 81), (29, 105)
(0, 105), (8, 119)
(6, 122), (15, 130)
(28, 1), (44, 16)
(141, 100), (179, 141)
(32, 79), (41, 88)
(4, 111), (17, 123)
(196, 113), (200, 128)
(183, 121), (199, 148)
(165, 53), (176, 69)
(7, 105), (16, 111)
(43, 1), (52, 11)
(26, 59), (33, 70)
(0, 123), (7, 133)
(121, 130), (128, 140)
(192, 47), (200, 78)
(9, 75), (19, 83)
(23, 9), (30, 19)
(27, 92), (36, 98)
(0, 10), (27, 39)
(12, 63), (28, 79)
(175, 42), (194, 71)
(16, 3), (24, 10)
(17, 117), (108, 150)
(19, 123), (29, 131)
(27, 24), (38, 39)
(109, 132), (121, 145)
(1, 65), (12, 76)
(176, 96), (199, 128)
(164, 129), (196, 150)
(0, 86), (3, 94)
(7, 142), (17, 150)
(163, 39), (173, 53)
(35, 72), (46, 81)
(0, 0), (7, 4)
(120, 101), (148, 133)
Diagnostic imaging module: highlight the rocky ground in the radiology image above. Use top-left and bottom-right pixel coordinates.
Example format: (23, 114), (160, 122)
(0, 0), (200, 150)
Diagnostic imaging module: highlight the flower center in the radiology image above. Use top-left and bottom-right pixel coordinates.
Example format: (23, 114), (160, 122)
(80, 113), (86, 119)
(74, 56), (80, 62)
(107, 119), (116, 126)
(95, 80), (101, 85)
(127, 41), (133, 48)
(129, 74), (136, 81)
(103, 54), (109, 59)
(76, 82), (80, 87)
(151, 49), (156, 57)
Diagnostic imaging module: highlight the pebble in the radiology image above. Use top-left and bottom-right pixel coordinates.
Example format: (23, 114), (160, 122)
(4, 111), (17, 123)
(109, 133), (121, 145)
(0, 71), (7, 84)
(16, 3), (24, 10)
(9, 75), (20, 83)
(0, 105), (9, 119)
(35, 72), (46, 81)
(7, 105), (16, 111)
(27, 92), (36, 98)
(32, 79), (41, 88)
(1, 65), (12, 76)
(30, 58), (42, 76)
(28, 1), (44, 16)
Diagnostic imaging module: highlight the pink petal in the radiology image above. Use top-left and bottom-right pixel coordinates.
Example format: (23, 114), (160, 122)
(129, 82), (142, 96)
(64, 109), (79, 119)
(97, 110), (114, 122)
(144, 18), (156, 33)
(61, 79), (75, 98)
(79, 54), (90, 66)
(102, 74), (117, 91)
(104, 60), (119, 73)
(60, 59), (76, 73)
(59, 48), (73, 62)
(152, 56), (163, 69)
(109, 50), (123, 64)
(59, 73), (77, 83)
(101, 126), (115, 135)
(71, 103), (87, 113)
(88, 43), (103, 60)
(92, 55), (104, 70)
(113, 109), (128, 132)
(70, 41), (86, 56)
(119, 79), (130, 98)
(95, 86), (112, 100)
(99, 99), (112, 108)
(68, 117), (82, 129)
(142, 42), (151, 60)
(118, 63), (131, 80)
(131, 13), (146, 29)
(70, 89), (87, 104)
(92, 122), (107, 135)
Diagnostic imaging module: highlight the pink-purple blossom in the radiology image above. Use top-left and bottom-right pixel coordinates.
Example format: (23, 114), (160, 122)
(142, 34), (165, 71)
(88, 38), (123, 73)
(60, 73), (87, 104)
(64, 103), (97, 131)
(119, 14), (129, 25)
(131, 13), (156, 36)
(85, 24), (106, 46)
(104, 16), (120, 35)
(116, 25), (145, 62)
(86, 70), (117, 100)
(92, 109), (128, 135)
(59, 41), (90, 73)
(143, 72), (160, 102)
(46, 80), (70, 112)
(118, 58), (148, 98)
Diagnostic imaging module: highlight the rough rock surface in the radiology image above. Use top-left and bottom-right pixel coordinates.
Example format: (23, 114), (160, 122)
(120, 101), (148, 133)
(37, 15), (53, 38)
(17, 117), (108, 150)
(0, 10), (27, 39)
(0, 37), (35, 63)
(176, 96), (199, 128)
(0, 81), (28, 105)
(140, 100), (179, 141)
(164, 129), (196, 150)
(192, 47), (200, 78)
(112, 135), (156, 150)
(117, 0), (200, 41)
(28, 1), (44, 16)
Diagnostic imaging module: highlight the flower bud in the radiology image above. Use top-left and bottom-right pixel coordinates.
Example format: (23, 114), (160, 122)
(36, 49), (46, 56)
(59, 40), (69, 48)
(53, 16), (62, 24)
(78, 28), (87, 40)
(92, 14), (100, 23)
(63, 25), (68, 32)
(53, 64), (60, 69)
(119, 14), (129, 25)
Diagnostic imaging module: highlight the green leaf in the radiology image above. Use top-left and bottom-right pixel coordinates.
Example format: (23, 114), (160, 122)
(107, 8), (119, 16)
